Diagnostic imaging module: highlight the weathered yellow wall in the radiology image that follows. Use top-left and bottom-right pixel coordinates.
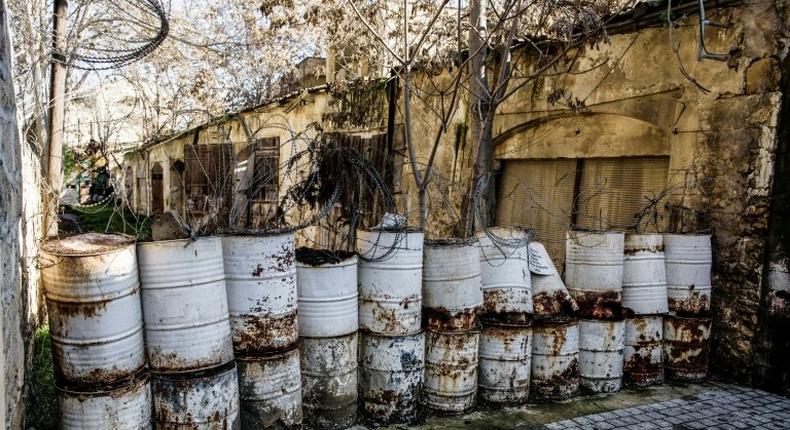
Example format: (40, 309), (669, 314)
(489, 1), (786, 384)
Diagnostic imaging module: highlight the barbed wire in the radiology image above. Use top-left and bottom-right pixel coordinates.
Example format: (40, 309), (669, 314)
(55, 0), (169, 70)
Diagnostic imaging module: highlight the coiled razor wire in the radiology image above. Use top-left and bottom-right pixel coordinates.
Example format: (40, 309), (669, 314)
(55, 0), (169, 70)
(474, 172), (537, 268)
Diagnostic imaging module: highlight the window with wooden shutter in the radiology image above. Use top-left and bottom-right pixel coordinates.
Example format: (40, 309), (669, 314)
(252, 137), (280, 203)
(184, 143), (234, 216)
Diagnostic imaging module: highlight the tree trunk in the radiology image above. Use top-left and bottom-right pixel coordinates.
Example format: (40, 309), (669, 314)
(43, 0), (68, 237)
(462, 0), (492, 235)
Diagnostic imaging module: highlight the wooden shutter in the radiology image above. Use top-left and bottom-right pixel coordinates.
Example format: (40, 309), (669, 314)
(496, 156), (670, 271)
(575, 157), (670, 231)
(496, 159), (577, 268)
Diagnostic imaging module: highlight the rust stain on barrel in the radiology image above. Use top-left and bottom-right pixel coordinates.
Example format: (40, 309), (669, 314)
(234, 312), (298, 357)
(572, 290), (623, 320)
(423, 307), (477, 332)
(668, 290), (710, 316)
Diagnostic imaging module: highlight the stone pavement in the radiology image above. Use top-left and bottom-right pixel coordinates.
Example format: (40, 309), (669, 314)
(542, 384), (790, 430)
(385, 382), (790, 430)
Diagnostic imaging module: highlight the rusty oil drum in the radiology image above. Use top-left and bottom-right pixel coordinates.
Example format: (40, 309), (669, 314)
(531, 319), (579, 401)
(578, 318), (625, 394)
(478, 320), (532, 404)
(222, 234), (299, 355)
(422, 239), (484, 331)
(664, 234), (712, 316)
(58, 371), (152, 429)
(422, 328), (479, 412)
(357, 229), (424, 336)
(300, 333), (358, 429)
(663, 313), (712, 382)
(359, 331), (424, 425)
(237, 348), (303, 429)
(296, 250), (358, 338)
(622, 234), (668, 315)
(137, 237), (234, 373)
(624, 316), (664, 386)
(152, 362), (240, 429)
(40, 233), (146, 386)
(476, 228), (533, 316)
(565, 231), (624, 319)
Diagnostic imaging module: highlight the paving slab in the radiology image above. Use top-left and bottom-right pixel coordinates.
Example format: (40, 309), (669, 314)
(356, 382), (790, 429)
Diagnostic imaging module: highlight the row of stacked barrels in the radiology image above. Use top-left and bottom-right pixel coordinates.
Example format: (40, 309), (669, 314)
(564, 231), (713, 395)
(39, 228), (712, 429)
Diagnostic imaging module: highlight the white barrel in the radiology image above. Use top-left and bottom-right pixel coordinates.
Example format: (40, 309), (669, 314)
(423, 239), (483, 331)
(152, 363), (240, 429)
(478, 321), (532, 404)
(623, 234), (668, 315)
(476, 228), (533, 315)
(237, 349), (303, 429)
(357, 229), (424, 336)
(423, 329), (479, 412)
(529, 242), (579, 319)
(579, 319), (625, 393)
(664, 234), (712, 315)
(663, 314), (712, 381)
(565, 231), (624, 319)
(223, 234), (298, 355)
(296, 250), (358, 338)
(138, 237), (234, 372)
(531, 321), (579, 400)
(58, 372), (152, 429)
(300, 333), (358, 429)
(40, 233), (145, 385)
(624, 316), (663, 386)
(359, 331), (424, 424)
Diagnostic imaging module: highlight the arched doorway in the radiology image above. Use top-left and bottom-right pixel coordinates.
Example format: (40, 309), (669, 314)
(151, 163), (164, 215)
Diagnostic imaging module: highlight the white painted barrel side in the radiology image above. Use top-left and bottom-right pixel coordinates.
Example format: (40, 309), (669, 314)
(223, 234), (298, 354)
(300, 333), (358, 429)
(152, 364), (240, 429)
(529, 242), (579, 318)
(58, 374), (152, 429)
(664, 234), (713, 315)
(357, 230), (424, 336)
(137, 237), (234, 372)
(478, 322), (532, 403)
(476, 228), (533, 314)
(41, 235), (146, 386)
(622, 234), (668, 315)
(663, 314), (712, 381)
(624, 316), (663, 386)
(297, 256), (358, 338)
(565, 231), (624, 294)
(359, 331), (424, 424)
(531, 321), (580, 400)
(237, 349), (303, 429)
(578, 319), (625, 393)
(423, 330), (479, 412)
(423, 241), (483, 314)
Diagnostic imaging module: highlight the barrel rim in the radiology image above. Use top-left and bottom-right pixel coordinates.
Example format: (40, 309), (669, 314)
(358, 226), (424, 234)
(235, 348), (299, 363)
(296, 247), (358, 268)
(41, 233), (136, 257)
(137, 235), (220, 247)
(480, 318), (533, 329)
(425, 237), (479, 247)
(221, 230), (295, 238)
(57, 368), (150, 394)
